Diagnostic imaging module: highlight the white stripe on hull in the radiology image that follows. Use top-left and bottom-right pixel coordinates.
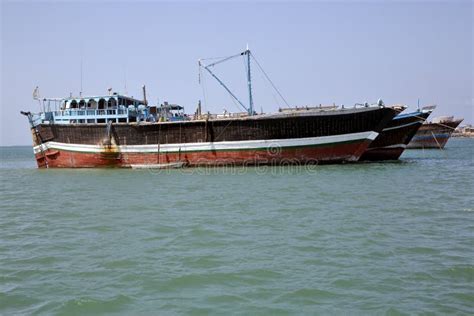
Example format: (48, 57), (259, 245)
(366, 143), (407, 151)
(34, 131), (378, 154)
(382, 121), (422, 132)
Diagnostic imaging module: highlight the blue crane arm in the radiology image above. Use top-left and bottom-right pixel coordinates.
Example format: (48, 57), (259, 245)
(204, 52), (244, 68)
(202, 65), (249, 113)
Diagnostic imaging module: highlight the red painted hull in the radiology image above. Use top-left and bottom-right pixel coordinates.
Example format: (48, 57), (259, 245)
(359, 147), (405, 161)
(34, 139), (372, 168)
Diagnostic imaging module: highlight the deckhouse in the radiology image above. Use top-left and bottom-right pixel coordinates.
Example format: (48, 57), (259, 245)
(32, 90), (188, 126)
(50, 93), (146, 124)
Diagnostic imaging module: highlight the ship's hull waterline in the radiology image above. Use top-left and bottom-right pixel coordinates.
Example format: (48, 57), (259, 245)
(33, 132), (377, 168)
(407, 119), (464, 149)
(360, 111), (431, 161)
(30, 107), (397, 168)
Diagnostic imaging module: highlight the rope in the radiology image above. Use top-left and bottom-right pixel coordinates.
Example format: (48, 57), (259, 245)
(200, 66), (208, 111)
(430, 121), (459, 130)
(200, 57), (246, 114)
(255, 61), (282, 109)
(203, 52), (243, 68)
(431, 131), (444, 150)
(215, 117), (236, 141)
(393, 106), (455, 155)
(244, 54), (281, 109)
(227, 91), (243, 113)
(393, 106), (458, 131)
(392, 107), (430, 125)
(250, 52), (291, 108)
(200, 54), (241, 61)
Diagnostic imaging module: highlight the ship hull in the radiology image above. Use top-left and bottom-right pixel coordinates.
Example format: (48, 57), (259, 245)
(33, 132), (377, 168)
(30, 107), (397, 168)
(360, 145), (406, 161)
(360, 111), (430, 161)
(407, 119), (463, 149)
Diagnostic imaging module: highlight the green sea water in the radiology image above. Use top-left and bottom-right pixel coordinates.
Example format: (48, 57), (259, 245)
(1, 139), (473, 315)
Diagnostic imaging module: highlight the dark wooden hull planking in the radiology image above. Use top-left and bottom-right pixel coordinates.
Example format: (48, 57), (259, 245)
(31, 107), (397, 168)
(360, 111), (431, 161)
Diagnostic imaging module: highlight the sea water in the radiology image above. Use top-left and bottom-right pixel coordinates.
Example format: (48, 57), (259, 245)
(1, 139), (473, 315)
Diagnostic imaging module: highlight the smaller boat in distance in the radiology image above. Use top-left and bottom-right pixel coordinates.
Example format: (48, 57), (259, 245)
(360, 106), (434, 161)
(407, 115), (464, 149)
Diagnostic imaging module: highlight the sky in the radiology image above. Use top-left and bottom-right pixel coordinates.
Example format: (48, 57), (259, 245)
(1, 0), (472, 146)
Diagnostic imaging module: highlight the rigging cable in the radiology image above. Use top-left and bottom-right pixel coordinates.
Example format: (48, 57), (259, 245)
(199, 62), (208, 111)
(200, 60), (248, 113)
(242, 54), (281, 109)
(250, 52), (291, 108)
(199, 59), (243, 114)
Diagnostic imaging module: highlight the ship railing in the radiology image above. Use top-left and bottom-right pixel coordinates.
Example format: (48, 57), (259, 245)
(53, 109), (128, 117)
(192, 112), (248, 120)
(51, 108), (130, 124)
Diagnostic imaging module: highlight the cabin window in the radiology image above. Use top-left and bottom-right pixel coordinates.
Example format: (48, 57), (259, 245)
(108, 98), (117, 108)
(87, 99), (97, 109)
(79, 100), (86, 108)
(70, 100), (78, 109)
(98, 99), (106, 109)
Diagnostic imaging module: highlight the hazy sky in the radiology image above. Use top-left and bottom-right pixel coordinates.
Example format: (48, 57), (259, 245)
(1, 0), (472, 146)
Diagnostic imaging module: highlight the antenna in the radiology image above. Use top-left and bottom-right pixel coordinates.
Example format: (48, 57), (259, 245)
(80, 44), (83, 97)
(124, 65), (128, 95)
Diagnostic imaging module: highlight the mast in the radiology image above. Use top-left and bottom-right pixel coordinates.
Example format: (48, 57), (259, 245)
(245, 45), (254, 115)
(198, 46), (256, 116)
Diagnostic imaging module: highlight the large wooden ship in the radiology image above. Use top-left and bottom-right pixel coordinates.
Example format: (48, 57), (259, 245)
(407, 116), (464, 149)
(360, 106), (434, 161)
(22, 49), (399, 168)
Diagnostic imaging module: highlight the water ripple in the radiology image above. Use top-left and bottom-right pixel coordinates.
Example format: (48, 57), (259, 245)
(0, 140), (473, 314)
